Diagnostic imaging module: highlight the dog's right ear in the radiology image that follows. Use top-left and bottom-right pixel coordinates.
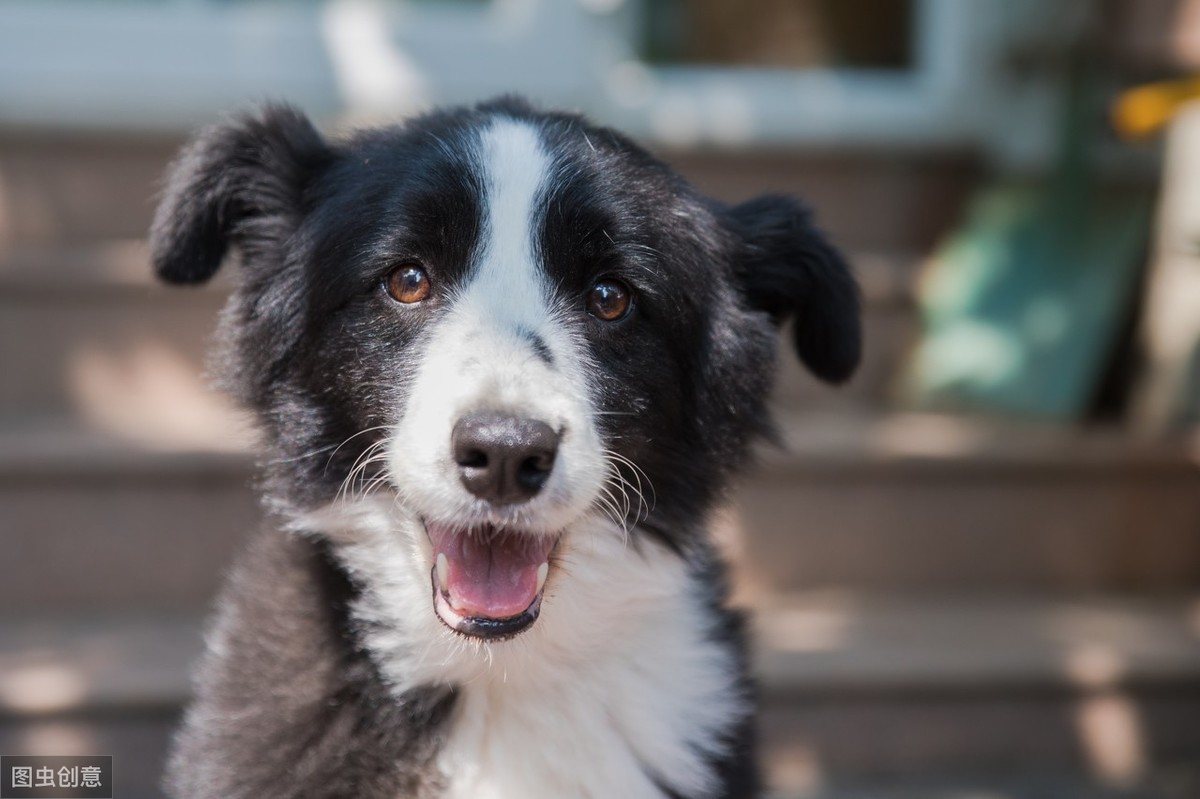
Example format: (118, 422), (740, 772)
(150, 105), (333, 284)
(726, 195), (861, 385)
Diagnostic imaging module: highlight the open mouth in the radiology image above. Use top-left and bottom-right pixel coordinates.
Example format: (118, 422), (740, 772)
(427, 522), (558, 641)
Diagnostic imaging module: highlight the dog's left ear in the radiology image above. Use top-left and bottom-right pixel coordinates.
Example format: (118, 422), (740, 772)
(150, 104), (333, 285)
(726, 195), (862, 384)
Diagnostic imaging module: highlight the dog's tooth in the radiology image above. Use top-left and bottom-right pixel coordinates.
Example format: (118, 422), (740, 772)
(536, 562), (549, 594)
(436, 553), (449, 593)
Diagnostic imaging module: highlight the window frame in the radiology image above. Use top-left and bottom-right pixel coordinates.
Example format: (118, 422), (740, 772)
(0, 0), (1019, 155)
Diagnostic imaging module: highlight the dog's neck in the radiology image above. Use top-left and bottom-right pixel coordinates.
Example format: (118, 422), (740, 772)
(302, 498), (748, 799)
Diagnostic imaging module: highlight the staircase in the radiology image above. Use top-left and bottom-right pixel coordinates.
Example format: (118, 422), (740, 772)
(1, 132), (1198, 799)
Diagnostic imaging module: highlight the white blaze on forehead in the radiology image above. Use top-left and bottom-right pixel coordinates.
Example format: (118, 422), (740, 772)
(474, 118), (551, 323)
(386, 116), (607, 533)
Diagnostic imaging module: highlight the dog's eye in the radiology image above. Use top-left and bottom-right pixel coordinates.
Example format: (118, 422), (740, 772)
(587, 279), (632, 322)
(385, 265), (431, 304)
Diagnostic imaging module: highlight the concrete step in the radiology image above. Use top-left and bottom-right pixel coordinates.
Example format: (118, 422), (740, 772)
(4, 410), (1199, 613)
(729, 412), (1200, 594)
(0, 242), (915, 421)
(0, 613), (192, 798)
(2, 595), (1198, 797)
(0, 241), (231, 421)
(0, 713), (177, 799)
(0, 422), (259, 613)
(756, 594), (1200, 792)
(773, 251), (917, 413)
(0, 133), (182, 249)
(772, 775), (1200, 799)
(0, 131), (976, 252)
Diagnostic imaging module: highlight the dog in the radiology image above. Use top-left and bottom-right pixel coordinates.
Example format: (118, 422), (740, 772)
(150, 96), (860, 799)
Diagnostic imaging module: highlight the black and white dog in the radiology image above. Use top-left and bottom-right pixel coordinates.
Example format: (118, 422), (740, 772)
(150, 97), (859, 799)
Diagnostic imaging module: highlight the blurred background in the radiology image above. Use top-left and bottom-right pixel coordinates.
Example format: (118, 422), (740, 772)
(2, 0), (1200, 797)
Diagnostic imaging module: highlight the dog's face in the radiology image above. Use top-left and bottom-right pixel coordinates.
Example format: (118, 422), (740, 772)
(151, 99), (859, 644)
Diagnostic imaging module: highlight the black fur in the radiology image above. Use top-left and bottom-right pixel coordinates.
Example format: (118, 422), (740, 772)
(727, 195), (862, 384)
(166, 530), (457, 799)
(151, 97), (860, 798)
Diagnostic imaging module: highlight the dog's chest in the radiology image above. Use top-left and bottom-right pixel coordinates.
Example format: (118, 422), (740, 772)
(432, 624), (738, 799)
(435, 676), (662, 798)
(328, 507), (748, 799)
(425, 547), (745, 799)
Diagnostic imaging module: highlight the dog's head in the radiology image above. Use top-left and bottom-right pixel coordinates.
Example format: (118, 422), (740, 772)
(151, 98), (859, 643)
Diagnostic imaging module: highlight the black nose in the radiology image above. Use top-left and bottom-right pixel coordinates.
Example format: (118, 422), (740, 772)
(452, 412), (560, 505)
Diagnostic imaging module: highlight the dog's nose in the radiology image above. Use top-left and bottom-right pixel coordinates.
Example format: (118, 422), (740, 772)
(452, 412), (560, 504)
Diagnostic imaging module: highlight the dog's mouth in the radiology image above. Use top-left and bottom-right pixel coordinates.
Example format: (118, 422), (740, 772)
(427, 521), (558, 641)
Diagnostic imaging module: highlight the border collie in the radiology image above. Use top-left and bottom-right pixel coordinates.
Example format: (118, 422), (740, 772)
(150, 97), (859, 799)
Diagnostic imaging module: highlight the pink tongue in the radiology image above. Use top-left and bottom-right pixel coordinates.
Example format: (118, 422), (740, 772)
(429, 524), (555, 619)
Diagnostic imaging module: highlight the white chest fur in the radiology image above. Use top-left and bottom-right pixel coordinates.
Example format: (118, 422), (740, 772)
(433, 562), (742, 799)
(303, 500), (746, 799)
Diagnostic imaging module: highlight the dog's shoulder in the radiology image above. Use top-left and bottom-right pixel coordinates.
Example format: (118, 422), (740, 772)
(165, 528), (456, 799)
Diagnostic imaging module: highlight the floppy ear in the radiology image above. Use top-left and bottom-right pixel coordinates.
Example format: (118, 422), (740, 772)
(727, 195), (862, 384)
(150, 104), (333, 284)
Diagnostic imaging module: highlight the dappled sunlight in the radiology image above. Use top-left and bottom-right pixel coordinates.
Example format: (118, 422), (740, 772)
(870, 412), (992, 457)
(1045, 599), (1200, 684)
(79, 240), (157, 284)
(0, 169), (10, 248)
(1188, 598), (1200, 638)
(67, 340), (253, 453)
(1075, 693), (1147, 786)
(764, 743), (824, 798)
(1063, 643), (1126, 690)
(0, 618), (200, 722)
(15, 721), (99, 757)
(756, 594), (857, 654)
(1175, 0), (1200, 65)
(1187, 428), (1200, 464)
(1133, 98), (1200, 431)
(709, 503), (759, 603)
(0, 661), (86, 715)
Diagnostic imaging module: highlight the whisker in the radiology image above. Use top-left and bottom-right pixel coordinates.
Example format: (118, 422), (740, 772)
(265, 442), (339, 465)
(324, 425), (392, 475)
(335, 437), (393, 504)
(604, 448), (656, 520)
(595, 484), (628, 540)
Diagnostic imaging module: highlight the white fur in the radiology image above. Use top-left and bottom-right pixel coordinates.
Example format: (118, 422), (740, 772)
(297, 498), (746, 799)
(386, 118), (607, 537)
(298, 117), (745, 798)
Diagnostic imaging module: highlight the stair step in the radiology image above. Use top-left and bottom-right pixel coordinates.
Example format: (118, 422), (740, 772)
(2, 595), (1198, 793)
(0, 613), (198, 715)
(773, 251), (917, 412)
(10, 597), (1191, 718)
(769, 774), (1200, 799)
(0, 422), (259, 613)
(654, 148), (980, 254)
(0, 133), (181, 248)
(4, 598), (1196, 717)
(0, 713), (177, 799)
(759, 595), (1200, 794)
(0, 242), (230, 421)
(755, 594), (1200, 694)
(4, 410), (1199, 612)
(0, 241), (914, 420)
(0, 132), (975, 251)
(732, 412), (1200, 593)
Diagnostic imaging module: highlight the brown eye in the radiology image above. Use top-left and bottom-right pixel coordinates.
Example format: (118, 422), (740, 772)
(385, 264), (431, 304)
(587, 279), (632, 322)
